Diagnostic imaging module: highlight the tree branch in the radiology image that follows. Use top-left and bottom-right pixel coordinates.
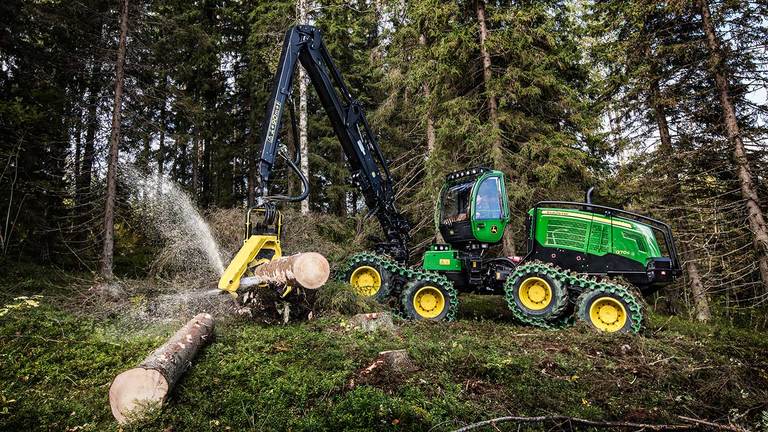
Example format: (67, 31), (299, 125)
(451, 414), (748, 432)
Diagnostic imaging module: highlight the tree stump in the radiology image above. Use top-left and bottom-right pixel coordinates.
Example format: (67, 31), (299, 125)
(348, 349), (417, 389)
(109, 313), (215, 423)
(347, 312), (395, 333)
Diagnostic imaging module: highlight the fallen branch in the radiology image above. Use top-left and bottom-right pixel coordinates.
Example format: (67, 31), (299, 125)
(676, 415), (747, 431)
(451, 414), (747, 432)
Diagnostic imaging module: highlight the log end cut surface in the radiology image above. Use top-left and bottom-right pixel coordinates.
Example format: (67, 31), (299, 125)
(109, 368), (169, 424)
(291, 252), (330, 289)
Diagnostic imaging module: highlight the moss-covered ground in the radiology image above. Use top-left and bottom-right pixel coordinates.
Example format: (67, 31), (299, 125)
(1, 268), (767, 431)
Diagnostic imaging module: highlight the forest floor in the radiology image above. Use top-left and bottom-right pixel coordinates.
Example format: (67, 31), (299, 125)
(1, 264), (767, 432)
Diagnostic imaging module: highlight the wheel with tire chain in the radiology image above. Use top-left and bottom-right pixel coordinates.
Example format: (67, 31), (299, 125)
(342, 256), (393, 302)
(400, 279), (453, 321)
(507, 264), (570, 323)
(575, 283), (644, 334)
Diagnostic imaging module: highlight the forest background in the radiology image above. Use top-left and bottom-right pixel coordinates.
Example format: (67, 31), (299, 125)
(1, 0), (768, 327)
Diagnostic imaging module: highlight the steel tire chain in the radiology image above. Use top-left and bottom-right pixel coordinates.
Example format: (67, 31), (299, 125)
(503, 261), (572, 330)
(338, 252), (460, 322)
(576, 276), (646, 334)
(504, 261), (645, 333)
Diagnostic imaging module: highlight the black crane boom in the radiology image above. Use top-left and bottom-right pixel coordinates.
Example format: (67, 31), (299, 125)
(254, 25), (410, 262)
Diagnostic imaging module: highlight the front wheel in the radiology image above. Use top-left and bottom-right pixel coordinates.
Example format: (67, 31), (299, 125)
(401, 280), (454, 321)
(342, 256), (392, 302)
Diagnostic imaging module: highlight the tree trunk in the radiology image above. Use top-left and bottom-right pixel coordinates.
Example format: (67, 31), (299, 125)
(100, 0), (129, 280)
(418, 33), (435, 155)
(649, 77), (707, 316)
(79, 68), (99, 205)
(247, 153), (256, 207)
(419, 32), (444, 244)
(157, 76), (167, 195)
(476, 0), (514, 256)
(73, 108), (82, 198)
(192, 131), (200, 201)
(685, 249), (711, 322)
(698, 0), (768, 293)
(109, 313), (215, 424)
(476, 0), (502, 163)
(650, 79), (673, 155)
(202, 137), (211, 207)
(298, 0), (310, 215)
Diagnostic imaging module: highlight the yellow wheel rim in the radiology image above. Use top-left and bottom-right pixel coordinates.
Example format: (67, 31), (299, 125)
(349, 266), (382, 297)
(589, 296), (628, 332)
(412, 286), (445, 319)
(518, 276), (553, 311)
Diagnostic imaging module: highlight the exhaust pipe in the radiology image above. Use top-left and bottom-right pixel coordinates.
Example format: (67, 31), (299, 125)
(585, 186), (595, 204)
(585, 186), (594, 212)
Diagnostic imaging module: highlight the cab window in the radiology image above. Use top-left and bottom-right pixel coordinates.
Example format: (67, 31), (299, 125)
(474, 177), (503, 220)
(441, 183), (472, 224)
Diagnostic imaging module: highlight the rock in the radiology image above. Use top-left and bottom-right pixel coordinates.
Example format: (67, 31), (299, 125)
(347, 312), (395, 333)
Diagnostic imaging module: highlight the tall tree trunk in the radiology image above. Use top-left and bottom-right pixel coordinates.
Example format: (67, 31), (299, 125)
(650, 78), (709, 319)
(419, 32), (443, 244)
(100, 0), (129, 280)
(157, 75), (167, 194)
(247, 156), (256, 207)
(298, 0), (310, 215)
(202, 137), (211, 207)
(476, 0), (514, 256)
(698, 0), (768, 293)
(418, 34), (435, 155)
(650, 80), (672, 156)
(476, 0), (501, 163)
(79, 68), (99, 205)
(73, 108), (82, 199)
(192, 131), (200, 201)
(685, 248), (711, 321)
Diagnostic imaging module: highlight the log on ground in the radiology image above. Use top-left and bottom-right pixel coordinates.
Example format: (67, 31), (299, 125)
(109, 313), (215, 424)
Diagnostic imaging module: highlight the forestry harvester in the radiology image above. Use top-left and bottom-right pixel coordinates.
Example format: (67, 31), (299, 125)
(219, 25), (682, 333)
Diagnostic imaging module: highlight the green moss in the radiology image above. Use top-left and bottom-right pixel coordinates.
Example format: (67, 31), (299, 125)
(1, 298), (767, 431)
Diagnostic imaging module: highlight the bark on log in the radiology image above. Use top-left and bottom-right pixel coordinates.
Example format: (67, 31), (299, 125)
(109, 313), (215, 424)
(240, 252), (329, 289)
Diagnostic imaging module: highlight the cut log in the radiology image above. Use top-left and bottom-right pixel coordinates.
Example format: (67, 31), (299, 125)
(240, 252), (329, 290)
(109, 313), (215, 424)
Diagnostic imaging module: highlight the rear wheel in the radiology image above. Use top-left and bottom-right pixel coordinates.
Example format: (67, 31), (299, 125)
(575, 285), (643, 334)
(401, 280), (453, 321)
(342, 258), (392, 302)
(508, 271), (569, 322)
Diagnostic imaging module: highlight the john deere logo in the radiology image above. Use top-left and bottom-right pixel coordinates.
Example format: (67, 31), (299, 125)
(265, 100), (282, 145)
(490, 225), (498, 234)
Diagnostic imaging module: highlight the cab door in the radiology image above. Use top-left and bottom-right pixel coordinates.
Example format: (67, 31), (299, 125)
(470, 172), (510, 244)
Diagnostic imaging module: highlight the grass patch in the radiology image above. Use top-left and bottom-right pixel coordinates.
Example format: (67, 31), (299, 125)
(1, 280), (767, 431)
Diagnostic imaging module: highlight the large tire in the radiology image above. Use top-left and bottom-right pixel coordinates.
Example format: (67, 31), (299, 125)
(575, 284), (644, 334)
(401, 279), (454, 321)
(341, 256), (393, 302)
(508, 270), (569, 322)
